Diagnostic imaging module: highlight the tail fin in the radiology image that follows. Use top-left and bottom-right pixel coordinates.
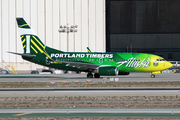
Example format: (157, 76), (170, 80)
(16, 18), (64, 60)
(16, 18), (46, 54)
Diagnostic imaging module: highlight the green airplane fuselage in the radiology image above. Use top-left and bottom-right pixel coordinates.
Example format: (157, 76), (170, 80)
(14, 18), (173, 77)
(23, 48), (172, 73)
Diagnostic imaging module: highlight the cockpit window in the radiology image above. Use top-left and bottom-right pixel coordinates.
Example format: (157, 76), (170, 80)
(156, 59), (165, 61)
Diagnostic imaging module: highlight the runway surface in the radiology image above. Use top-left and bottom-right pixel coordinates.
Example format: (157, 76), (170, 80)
(1, 73), (179, 117)
(1, 89), (180, 97)
(0, 73), (180, 82)
(0, 109), (180, 117)
(1, 88), (180, 91)
(0, 108), (179, 113)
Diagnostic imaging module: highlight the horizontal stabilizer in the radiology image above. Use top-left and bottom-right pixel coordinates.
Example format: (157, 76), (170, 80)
(8, 51), (36, 58)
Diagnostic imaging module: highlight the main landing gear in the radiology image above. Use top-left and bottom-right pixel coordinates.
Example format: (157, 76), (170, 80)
(87, 72), (100, 78)
(87, 72), (93, 78)
(94, 73), (100, 78)
(151, 74), (155, 78)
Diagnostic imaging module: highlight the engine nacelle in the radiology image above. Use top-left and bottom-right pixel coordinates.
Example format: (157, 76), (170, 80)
(95, 66), (119, 76)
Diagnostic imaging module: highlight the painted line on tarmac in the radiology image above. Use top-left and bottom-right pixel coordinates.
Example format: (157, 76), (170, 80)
(13, 113), (32, 116)
(1, 88), (180, 91)
(52, 90), (180, 93)
(0, 76), (57, 78)
(3, 113), (180, 117)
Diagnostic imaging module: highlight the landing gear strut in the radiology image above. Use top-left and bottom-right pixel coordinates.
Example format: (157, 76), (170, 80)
(151, 74), (155, 78)
(94, 73), (100, 78)
(87, 72), (93, 78)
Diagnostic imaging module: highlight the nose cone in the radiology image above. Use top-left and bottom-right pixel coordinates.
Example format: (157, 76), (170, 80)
(166, 61), (173, 69)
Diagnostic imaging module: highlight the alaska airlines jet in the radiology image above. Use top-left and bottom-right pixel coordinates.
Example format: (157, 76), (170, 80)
(9, 18), (173, 78)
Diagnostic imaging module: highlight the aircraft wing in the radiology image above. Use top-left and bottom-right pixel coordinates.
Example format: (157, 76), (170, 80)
(53, 60), (100, 70)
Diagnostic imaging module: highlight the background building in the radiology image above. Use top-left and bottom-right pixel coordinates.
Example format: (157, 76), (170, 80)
(0, 0), (105, 70)
(106, 0), (180, 61)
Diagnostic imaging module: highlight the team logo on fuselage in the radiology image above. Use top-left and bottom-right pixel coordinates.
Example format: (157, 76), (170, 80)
(50, 53), (113, 59)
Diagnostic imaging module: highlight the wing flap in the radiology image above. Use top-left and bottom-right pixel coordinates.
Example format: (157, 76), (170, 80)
(53, 60), (99, 69)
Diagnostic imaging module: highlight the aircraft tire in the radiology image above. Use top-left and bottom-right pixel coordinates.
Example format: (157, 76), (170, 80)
(94, 73), (100, 78)
(151, 74), (155, 78)
(87, 72), (93, 78)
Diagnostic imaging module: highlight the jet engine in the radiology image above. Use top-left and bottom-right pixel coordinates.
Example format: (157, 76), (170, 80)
(95, 66), (119, 76)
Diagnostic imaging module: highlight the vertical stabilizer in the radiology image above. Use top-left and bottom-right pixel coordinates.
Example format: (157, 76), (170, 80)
(16, 18), (45, 54)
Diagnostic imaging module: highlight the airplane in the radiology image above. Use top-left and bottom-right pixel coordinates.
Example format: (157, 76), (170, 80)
(9, 18), (173, 78)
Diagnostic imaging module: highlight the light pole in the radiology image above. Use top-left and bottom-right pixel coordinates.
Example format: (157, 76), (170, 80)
(58, 24), (78, 52)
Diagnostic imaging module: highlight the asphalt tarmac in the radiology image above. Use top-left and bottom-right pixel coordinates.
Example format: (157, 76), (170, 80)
(1, 89), (180, 97)
(0, 73), (180, 82)
(0, 112), (180, 117)
(1, 109), (180, 117)
(0, 108), (179, 113)
(0, 73), (180, 117)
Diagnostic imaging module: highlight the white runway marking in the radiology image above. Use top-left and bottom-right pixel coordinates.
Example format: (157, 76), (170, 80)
(1, 108), (180, 113)
(52, 90), (180, 92)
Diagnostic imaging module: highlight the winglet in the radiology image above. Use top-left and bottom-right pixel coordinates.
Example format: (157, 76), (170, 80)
(87, 47), (91, 53)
